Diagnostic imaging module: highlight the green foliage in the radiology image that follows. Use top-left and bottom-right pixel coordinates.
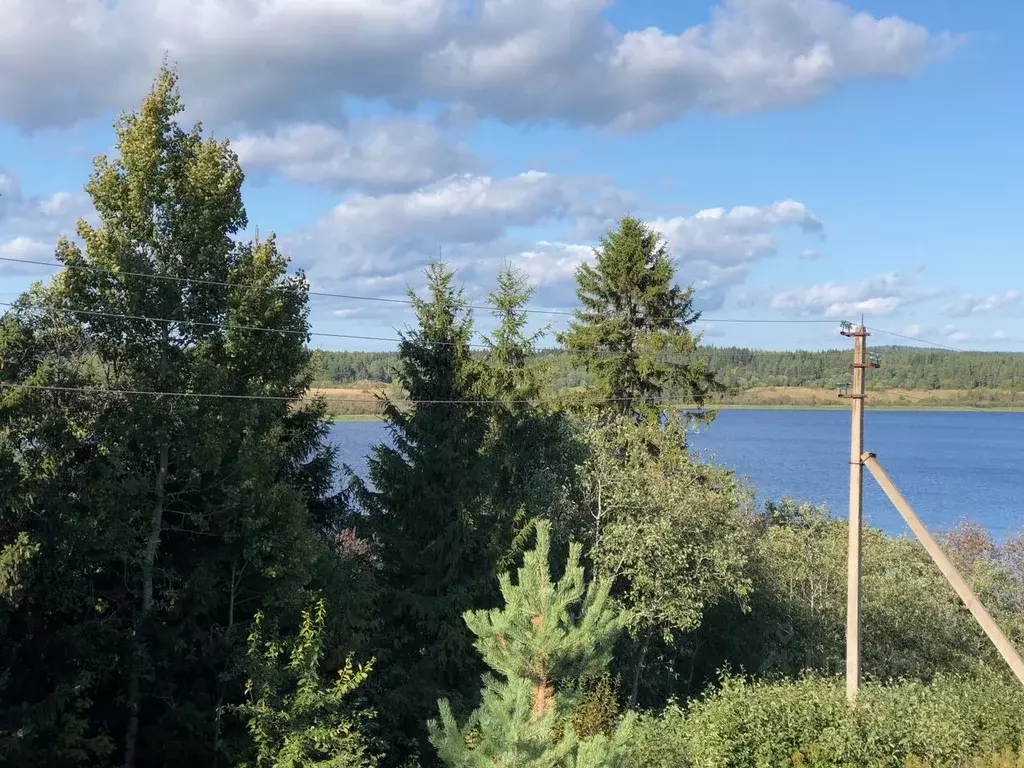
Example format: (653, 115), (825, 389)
(569, 675), (622, 740)
(3, 66), (1024, 768)
(235, 599), (378, 768)
(347, 262), (496, 760)
(586, 421), (752, 640)
(0, 65), (339, 766)
(478, 266), (587, 565)
(678, 502), (1024, 700)
(0, 531), (38, 605)
(629, 671), (1024, 768)
(428, 521), (636, 767)
(579, 419), (753, 706)
(556, 216), (721, 425)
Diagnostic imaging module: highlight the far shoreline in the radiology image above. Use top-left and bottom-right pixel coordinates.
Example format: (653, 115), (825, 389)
(326, 402), (1024, 423)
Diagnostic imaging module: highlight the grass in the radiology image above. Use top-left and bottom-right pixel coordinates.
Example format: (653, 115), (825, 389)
(718, 386), (1024, 411)
(307, 384), (1024, 420)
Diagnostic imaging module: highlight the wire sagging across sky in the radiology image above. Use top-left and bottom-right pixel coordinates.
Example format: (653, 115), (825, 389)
(0, 254), (841, 325)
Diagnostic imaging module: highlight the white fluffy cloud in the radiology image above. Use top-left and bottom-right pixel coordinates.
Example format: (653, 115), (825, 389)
(0, 0), (954, 131)
(282, 171), (822, 315)
(514, 242), (595, 288)
(942, 324), (970, 343)
(288, 171), (591, 285)
(770, 273), (914, 318)
(943, 289), (1022, 317)
(653, 200), (822, 265)
(498, 200), (823, 311)
(234, 118), (480, 193)
(0, 170), (91, 273)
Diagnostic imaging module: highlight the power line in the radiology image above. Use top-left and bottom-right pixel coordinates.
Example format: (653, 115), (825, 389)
(0, 380), (716, 408)
(867, 326), (967, 353)
(0, 301), (492, 350)
(0, 254), (839, 325)
(0, 301), (725, 356)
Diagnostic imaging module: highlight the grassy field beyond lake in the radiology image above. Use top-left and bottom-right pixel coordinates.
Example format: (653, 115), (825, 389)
(308, 384), (1024, 419)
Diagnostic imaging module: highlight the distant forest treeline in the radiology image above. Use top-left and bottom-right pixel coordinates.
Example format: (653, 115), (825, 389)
(315, 346), (1024, 391)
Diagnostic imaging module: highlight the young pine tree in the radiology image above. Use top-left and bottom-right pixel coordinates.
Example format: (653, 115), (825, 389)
(557, 216), (721, 427)
(428, 521), (635, 767)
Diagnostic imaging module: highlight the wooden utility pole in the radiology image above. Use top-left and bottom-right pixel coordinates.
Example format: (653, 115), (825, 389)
(862, 453), (1024, 685)
(839, 321), (876, 703)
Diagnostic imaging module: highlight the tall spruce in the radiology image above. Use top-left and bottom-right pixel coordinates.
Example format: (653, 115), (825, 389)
(348, 262), (494, 762)
(0, 66), (338, 767)
(557, 216), (721, 427)
(428, 520), (635, 766)
(480, 266), (585, 565)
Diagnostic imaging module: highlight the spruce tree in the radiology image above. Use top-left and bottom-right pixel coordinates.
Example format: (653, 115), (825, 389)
(428, 521), (635, 767)
(348, 262), (494, 760)
(479, 266), (585, 564)
(557, 216), (721, 427)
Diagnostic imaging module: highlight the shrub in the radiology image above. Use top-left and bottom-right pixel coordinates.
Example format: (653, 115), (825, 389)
(629, 670), (1024, 768)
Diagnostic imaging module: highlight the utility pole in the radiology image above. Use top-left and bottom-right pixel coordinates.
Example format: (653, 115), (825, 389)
(839, 320), (877, 703)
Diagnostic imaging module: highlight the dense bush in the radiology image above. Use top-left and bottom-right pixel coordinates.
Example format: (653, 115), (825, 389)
(630, 671), (1024, 768)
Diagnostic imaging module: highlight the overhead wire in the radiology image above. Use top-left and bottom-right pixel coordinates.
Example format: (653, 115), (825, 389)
(866, 325), (968, 354)
(0, 300), (492, 350)
(4, 258), (1020, 541)
(0, 381), (717, 409)
(0, 301), (739, 357)
(0, 254), (839, 325)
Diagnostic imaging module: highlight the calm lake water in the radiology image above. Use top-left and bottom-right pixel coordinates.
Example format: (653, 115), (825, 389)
(328, 410), (1024, 538)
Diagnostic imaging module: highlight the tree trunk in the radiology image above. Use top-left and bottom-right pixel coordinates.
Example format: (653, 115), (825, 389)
(212, 560), (240, 766)
(124, 439), (169, 768)
(628, 631), (651, 708)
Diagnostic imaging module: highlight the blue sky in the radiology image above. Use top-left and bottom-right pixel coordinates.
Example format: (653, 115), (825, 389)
(2, 0), (1022, 352)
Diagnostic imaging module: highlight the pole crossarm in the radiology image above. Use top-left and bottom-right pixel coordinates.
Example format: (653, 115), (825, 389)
(862, 452), (1024, 686)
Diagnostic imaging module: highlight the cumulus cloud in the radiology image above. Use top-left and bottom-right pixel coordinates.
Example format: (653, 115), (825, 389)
(448, 199), (822, 312)
(943, 289), (1022, 317)
(502, 200), (823, 294)
(0, 170), (92, 274)
(282, 171), (823, 319)
(234, 118), (480, 193)
(799, 248), (824, 260)
(514, 242), (595, 288)
(770, 272), (915, 318)
(943, 324), (970, 343)
(286, 171), (591, 286)
(654, 200), (822, 266)
(0, 0), (956, 131)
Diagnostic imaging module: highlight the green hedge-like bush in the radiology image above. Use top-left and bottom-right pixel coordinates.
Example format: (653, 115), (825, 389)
(630, 671), (1024, 768)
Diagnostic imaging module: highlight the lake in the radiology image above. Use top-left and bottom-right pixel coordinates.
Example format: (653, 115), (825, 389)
(328, 409), (1024, 539)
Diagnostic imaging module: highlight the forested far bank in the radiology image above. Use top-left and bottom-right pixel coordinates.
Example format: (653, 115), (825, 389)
(315, 346), (1024, 393)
